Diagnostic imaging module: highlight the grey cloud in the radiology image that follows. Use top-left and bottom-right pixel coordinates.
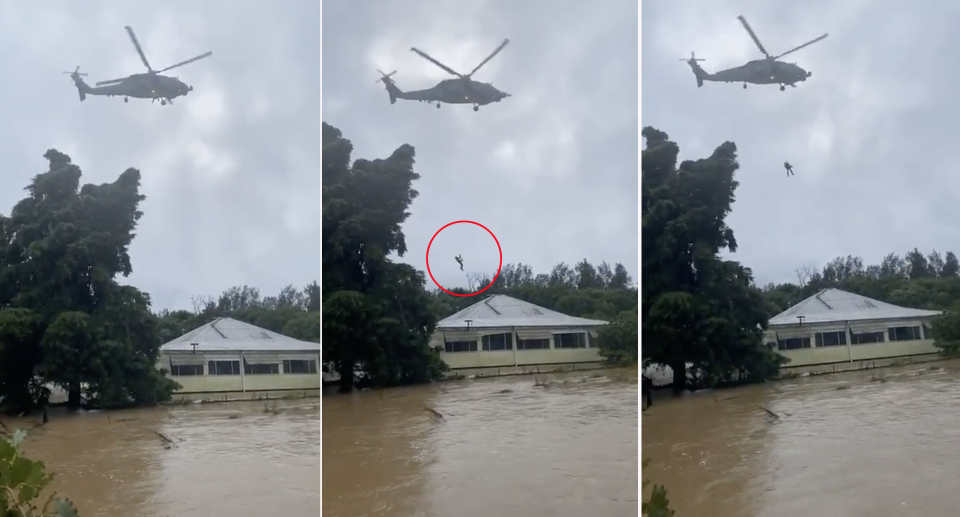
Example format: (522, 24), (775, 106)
(323, 0), (638, 292)
(0, 0), (320, 309)
(644, 0), (960, 285)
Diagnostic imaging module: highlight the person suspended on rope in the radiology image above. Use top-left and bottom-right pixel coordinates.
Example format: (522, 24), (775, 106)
(784, 161), (795, 177)
(455, 255), (464, 271)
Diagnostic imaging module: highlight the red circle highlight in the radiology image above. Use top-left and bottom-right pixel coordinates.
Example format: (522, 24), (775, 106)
(425, 220), (502, 297)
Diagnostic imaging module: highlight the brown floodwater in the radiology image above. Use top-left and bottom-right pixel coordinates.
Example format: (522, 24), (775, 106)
(322, 369), (639, 517)
(643, 359), (960, 517)
(7, 400), (320, 516)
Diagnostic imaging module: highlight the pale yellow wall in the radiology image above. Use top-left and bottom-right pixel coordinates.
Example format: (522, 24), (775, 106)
(159, 352), (322, 394)
(779, 346), (850, 366)
(243, 374), (321, 391)
(850, 340), (937, 361)
(441, 348), (601, 369)
(769, 318), (939, 368)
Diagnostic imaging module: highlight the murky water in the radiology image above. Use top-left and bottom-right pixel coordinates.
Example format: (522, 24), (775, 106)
(8, 400), (320, 516)
(322, 370), (639, 517)
(643, 360), (960, 517)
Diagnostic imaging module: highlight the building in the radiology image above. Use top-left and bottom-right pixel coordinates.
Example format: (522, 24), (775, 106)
(431, 294), (607, 372)
(158, 317), (322, 399)
(766, 288), (942, 368)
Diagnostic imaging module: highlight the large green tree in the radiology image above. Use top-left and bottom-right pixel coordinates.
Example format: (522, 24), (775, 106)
(0, 150), (175, 410)
(641, 128), (782, 390)
(322, 123), (442, 392)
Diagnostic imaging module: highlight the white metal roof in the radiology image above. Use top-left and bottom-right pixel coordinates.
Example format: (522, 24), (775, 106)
(769, 288), (942, 326)
(159, 317), (321, 352)
(437, 294), (607, 329)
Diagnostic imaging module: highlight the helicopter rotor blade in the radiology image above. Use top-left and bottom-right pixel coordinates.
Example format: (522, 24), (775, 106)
(467, 38), (510, 78)
(157, 51), (213, 74)
(737, 15), (770, 59)
(125, 26), (154, 72)
(95, 78), (125, 86)
(773, 34), (829, 60)
(410, 47), (463, 77)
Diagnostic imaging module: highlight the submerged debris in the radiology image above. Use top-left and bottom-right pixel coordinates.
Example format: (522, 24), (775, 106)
(156, 431), (182, 449)
(423, 407), (445, 421)
(760, 405), (782, 423)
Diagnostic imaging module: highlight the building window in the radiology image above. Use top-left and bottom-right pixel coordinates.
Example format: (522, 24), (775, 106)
(171, 364), (203, 376)
(208, 360), (240, 376)
(444, 341), (477, 353)
(245, 361), (280, 375)
(517, 338), (550, 350)
(554, 333), (587, 349)
(777, 337), (811, 351)
(851, 331), (885, 345)
(815, 331), (847, 347)
(481, 333), (513, 351)
(888, 326), (922, 342)
(283, 359), (318, 374)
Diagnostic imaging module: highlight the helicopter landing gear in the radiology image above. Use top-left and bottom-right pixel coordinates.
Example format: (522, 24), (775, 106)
(161, 99), (167, 106)
(124, 97), (129, 103)
(742, 83), (747, 89)
(473, 105), (479, 112)
(779, 85), (786, 91)
(436, 103), (441, 109)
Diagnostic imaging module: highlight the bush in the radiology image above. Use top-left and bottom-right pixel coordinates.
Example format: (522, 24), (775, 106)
(642, 459), (674, 517)
(0, 429), (79, 516)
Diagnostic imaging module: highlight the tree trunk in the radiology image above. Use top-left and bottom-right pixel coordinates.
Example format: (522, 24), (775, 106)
(67, 383), (82, 409)
(338, 365), (355, 393)
(670, 362), (687, 393)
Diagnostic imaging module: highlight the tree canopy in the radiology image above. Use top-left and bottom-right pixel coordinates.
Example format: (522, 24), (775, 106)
(641, 128), (784, 390)
(0, 151), (175, 411)
(322, 123), (444, 392)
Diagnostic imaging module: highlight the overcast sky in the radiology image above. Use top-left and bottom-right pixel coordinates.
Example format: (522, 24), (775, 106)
(0, 1), (320, 311)
(323, 0), (638, 293)
(643, 0), (960, 286)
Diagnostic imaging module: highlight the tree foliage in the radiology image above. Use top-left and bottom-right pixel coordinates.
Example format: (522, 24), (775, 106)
(641, 128), (783, 390)
(0, 151), (174, 411)
(0, 429), (79, 516)
(642, 459), (674, 517)
(322, 123), (443, 392)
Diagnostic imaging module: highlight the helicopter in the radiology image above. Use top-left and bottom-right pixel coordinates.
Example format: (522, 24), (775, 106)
(376, 38), (511, 112)
(64, 25), (212, 106)
(682, 15), (828, 92)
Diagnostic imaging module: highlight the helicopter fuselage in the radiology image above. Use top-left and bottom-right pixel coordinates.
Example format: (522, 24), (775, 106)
(88, 74), (193, 100)
(709, 59), (811, 87)
(399, 78), (509, 106)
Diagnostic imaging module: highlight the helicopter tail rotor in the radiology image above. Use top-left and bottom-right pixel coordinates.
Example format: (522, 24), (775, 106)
(61, 66), (89, 78)
(62, 66), (91, 101)
(680, 52), (709, 87)
(375, 69), (403, 104)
